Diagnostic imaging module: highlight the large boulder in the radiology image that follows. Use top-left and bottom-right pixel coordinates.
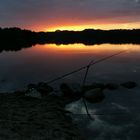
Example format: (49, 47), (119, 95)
(84, 88), (105, 103)
(83, 82), (105, 92)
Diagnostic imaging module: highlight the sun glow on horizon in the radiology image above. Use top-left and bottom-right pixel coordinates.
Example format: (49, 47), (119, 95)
(44, 22), (140, 32)
(33, 43), (140, 54)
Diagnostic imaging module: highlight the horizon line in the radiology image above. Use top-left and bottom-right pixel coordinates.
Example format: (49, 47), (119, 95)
(1, 26), (140, 32)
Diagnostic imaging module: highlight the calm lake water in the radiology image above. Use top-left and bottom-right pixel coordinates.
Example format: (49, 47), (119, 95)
(0, 43), (140, 92)
(0, 43), (140, 139)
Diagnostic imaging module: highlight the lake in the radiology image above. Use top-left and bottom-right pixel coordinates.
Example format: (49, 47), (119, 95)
(0, 43), (140, 139)
(0, 43), (140, 92)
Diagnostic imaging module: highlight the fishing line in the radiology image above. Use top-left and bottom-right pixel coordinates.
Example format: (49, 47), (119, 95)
(46, 50), (126, 84)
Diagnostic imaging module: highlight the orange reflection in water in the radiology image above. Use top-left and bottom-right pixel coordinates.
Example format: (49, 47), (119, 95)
(32, 44), (140, 55)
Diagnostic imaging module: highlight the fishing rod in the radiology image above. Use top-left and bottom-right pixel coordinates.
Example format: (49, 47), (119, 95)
(46, 50), (126, 120)
(46, 50), (126, 84)
(82, 60), (95, 120)
(80, 51), (126, 120)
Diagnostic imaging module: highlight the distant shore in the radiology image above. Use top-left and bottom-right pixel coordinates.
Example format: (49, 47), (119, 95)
(0, 27), (140, 52)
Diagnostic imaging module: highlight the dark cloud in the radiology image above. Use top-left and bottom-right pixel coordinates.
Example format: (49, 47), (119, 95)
(0, 0), (140, 30)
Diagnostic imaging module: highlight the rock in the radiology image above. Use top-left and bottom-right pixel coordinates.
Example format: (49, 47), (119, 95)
(67, 83), (81, 93)
(120, 81), (137, 89)
(84, 88), (105, 103)
(36, 82), (53, 95)
(60, 83), (75, 97)
(27, 82), (53, 97)
(27, 83), (37, 89)
(83, 82), (105, 92)
(105, 83), (119, 90)
(60, 83), (82, 100)
(25, 88), (42, 99)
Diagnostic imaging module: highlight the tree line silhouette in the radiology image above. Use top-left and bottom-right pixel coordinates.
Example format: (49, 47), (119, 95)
(0, 27), (140, 52)
(0, 27), (45, 52)
(46, 29), (140, 45)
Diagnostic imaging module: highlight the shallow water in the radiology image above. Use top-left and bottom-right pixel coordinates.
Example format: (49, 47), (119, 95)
(0, 43), (140, 139)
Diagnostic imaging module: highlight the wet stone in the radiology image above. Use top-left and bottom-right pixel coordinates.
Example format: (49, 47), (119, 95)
(120, 81), (137, 89)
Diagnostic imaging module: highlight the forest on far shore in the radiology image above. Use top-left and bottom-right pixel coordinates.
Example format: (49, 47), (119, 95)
(0, 27), (140, 52)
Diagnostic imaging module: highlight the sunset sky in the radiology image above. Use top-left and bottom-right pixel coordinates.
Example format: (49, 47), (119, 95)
(0, 0), (140, 31)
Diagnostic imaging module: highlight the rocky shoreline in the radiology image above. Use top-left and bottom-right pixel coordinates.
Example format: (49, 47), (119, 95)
(0, 81), (137, 140)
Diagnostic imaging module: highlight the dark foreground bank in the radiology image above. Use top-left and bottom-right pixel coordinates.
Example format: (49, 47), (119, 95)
(0, 92), (84, 140)
(0, 80), (137, 140)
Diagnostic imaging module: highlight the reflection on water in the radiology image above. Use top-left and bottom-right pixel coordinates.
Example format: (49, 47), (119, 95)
(0, 43), (140, 92)
(0, 43), (140, 139)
